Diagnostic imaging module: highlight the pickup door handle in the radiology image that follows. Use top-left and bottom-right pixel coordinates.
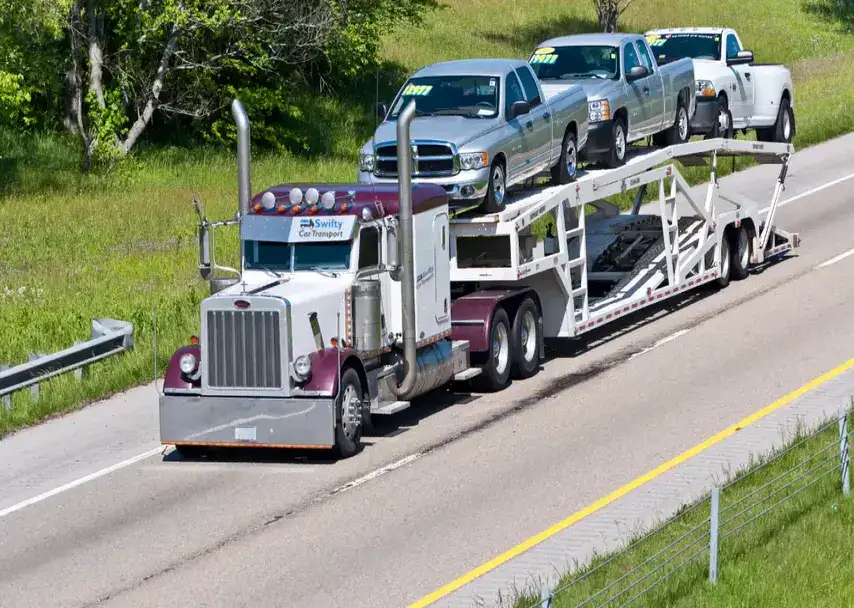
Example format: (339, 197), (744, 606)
(745, 72), (751, 80)
(643, 86), (650, 94)
(525, 120), (534, 130)
(543, 111), (551, 120)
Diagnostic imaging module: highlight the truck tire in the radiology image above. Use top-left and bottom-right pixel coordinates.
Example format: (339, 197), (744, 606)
(551, 129), (578, 185)
(711, 232), (731, 289)
(510, 297), (541, 379)
(730, 225), (751, 280)
(474, 307), (512, 391)
(481, 160), (506, 213)
(757, 97), (794, 143)
(604, 116), (627, 168)
(706, 97), (733, 140)
(664, 97), (691, 147)
(334, 367), (364, 458)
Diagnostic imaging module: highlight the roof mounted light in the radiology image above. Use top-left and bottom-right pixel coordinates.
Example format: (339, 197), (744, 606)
(361, 206), (373, 221)
(289, 188), (303, 205)
(321, 191), (336, 210)
(305, 188), (319, 206)
(261, 191), (276, 210)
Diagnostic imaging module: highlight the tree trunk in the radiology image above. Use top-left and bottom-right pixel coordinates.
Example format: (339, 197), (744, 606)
(86, 0), (105, 109)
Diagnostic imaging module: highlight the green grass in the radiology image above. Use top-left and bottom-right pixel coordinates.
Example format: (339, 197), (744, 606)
(1, 0), (854, 435)
(511, 412), (854, 608)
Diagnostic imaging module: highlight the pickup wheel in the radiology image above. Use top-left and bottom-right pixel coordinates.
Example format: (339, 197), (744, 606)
(706, 97), (734, 140)
(473, 307), (512, 391)
(510, 297), (541, 380)
(333, 367), (364, 458)
(604, 116), (627, 168)
(665, 98), (691, 146)
(481, 160), (506, 214)
(757, 97), (794, 143)
(551, 129), (578, 185)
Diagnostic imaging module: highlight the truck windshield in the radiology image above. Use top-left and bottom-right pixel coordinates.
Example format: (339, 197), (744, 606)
(243, 241), (352, 273)
(529, 45), (619, 80)
(389, 75), (499, 118)
(645, 33), (721, 64)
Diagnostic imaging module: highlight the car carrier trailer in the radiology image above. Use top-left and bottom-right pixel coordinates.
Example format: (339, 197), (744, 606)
(159, 98), (798, 458)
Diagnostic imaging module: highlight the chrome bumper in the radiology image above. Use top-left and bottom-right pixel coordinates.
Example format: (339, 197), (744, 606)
(159, 393), (335, 448)
(357, 167), (490, 202)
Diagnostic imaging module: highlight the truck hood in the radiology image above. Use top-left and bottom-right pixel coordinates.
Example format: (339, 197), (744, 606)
(541, 80), (613, 102)
(365, 115), (500, 151)
(690, 59), (731, 82)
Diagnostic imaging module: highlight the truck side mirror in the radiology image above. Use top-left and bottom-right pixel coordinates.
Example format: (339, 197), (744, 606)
(376, 102), (389, 119)
(509, 100), (530, 119)
(625, 65), (649, 82)
(198, 222), (212, 280)
(727, 50), (754, 66)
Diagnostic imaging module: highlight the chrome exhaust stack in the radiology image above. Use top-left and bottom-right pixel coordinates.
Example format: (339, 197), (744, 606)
(232, 98), (252, 217)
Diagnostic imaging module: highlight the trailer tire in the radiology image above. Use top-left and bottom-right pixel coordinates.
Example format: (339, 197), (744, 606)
(334, 367), (364, 458)
(712, 232), (732, 288)
(481, 160), (507, 214)
(551, 128), (578, 185)
(510, 297), (541, 379)
(474, 307), (512, 391)
(730, 225), (751, 280)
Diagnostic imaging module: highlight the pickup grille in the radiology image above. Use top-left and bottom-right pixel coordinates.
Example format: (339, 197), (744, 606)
(205, 309), (283, 389)
(375, 142), (457, 177)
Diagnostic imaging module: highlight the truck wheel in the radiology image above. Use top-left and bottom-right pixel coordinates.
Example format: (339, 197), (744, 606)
(604, 116), (627, 168)
(665, 98), (690, 146)
(474, 307), (512, 391)
(510, 297), (541, 379)
(551, 129), (578, 185)
(706, 97), (733, 140)
(730, 225), (751, 280)
(334, 367), (364, 458)
(481, 161), (506, 213)
(771, 98), (795, 143)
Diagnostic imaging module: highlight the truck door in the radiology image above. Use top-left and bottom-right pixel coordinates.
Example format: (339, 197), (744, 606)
(725, 33), (754, 126)
(635, 40), (665, 135)
(503, 71), (532, 182)
(515, 65), (552, 174)
(621, 41), (650, 140)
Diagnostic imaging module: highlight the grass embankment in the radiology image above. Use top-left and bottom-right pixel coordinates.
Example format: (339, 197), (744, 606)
(1, 0), (854, 435)
(513, 413), (854, 607)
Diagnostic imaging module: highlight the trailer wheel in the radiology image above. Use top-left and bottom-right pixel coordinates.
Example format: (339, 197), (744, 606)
(474, 307), (512, 391)
(510, 297), (541, 379)
(481, 160), (506, 214)
(334, 367), (364, 458)
(712, 232), (732, 288)
(730, 225), (751, 280)
(551, 129), (578, 185)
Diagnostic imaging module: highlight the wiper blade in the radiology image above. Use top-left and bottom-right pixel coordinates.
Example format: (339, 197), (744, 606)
(309, 266), (339, 278)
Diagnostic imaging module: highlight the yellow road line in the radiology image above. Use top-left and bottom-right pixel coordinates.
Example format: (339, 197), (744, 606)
(408, 356), (854, 607)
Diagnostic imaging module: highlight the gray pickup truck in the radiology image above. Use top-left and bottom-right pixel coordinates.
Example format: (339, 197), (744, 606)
(528, 33), (696, 168)
(358, 58), (588, 213)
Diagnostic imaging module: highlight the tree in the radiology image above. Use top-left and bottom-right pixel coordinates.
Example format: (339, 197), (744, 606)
(593, 0), (639, 33)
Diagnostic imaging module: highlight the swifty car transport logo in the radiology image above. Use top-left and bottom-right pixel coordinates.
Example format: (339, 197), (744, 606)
(298, 218), (347, 239)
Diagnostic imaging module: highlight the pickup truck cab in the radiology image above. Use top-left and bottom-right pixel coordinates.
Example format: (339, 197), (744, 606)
(358, 58), (589, 213)
(529, 33), (696, 168)
(643, 27), (795, 142)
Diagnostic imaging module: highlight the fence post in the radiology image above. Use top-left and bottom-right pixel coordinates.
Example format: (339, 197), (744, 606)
(0, 365), (9, 410)
(840, 407), (850, 496)
(539, 583), (552, 608)
(709, 486), (720, 584)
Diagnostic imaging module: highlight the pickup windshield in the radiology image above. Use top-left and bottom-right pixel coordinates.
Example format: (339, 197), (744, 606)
(528, 45), (619, 80)
(645, 33), (721, 64)
(243, 241), (352, 273)
(389, 75), (499, 118)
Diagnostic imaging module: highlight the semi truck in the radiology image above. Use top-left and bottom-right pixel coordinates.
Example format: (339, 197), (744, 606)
(158, 98), (799, 459)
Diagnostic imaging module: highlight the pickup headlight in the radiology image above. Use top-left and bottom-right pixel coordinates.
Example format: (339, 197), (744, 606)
(696, 80), (716, 97)
(359, 152), (376, 172)
(588, 100), (611, 123)
(459, 152), (489, 170)
(293, 355), (312, 381)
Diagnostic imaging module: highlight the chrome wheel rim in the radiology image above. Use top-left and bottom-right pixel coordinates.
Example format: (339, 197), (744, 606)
(615, 124), (626, 159)
(492, 322), (509, 375)
(492, 165), (505, 205)
(678, 106), (689, 141)
(341, 384), (360, 440)
(521, 310), (537, 363)
(738, 228), (749, 269)
(564, 137), (577, 177)
(783, 109), (792, 140)
(721, 236), (730, 277)
(717, 108), (729, 135)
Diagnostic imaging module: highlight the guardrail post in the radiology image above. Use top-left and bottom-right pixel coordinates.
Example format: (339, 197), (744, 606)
(73, 341), (87, 381)
(28, 354), (43, 399)
(1, 365), (9, 410)
(539, 583), (552, 607)
(840, 407), (850, 496)
(709, 486), (720, 584)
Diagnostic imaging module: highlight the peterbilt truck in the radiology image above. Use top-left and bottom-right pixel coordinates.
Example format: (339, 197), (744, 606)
(643, 28), (795, 143)
(160, 98), (799, 460)
(528, 33), (696, 168)
(357, 58), (589, 214)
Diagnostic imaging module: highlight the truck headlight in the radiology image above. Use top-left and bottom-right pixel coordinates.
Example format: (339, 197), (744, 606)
(588, 100), (611, 123)
(359, 153), (376, 172)
(459, 152), (489, 170)
(696, 80), (716, 97)
(293, 355), (312, 381)
(179, 353), (198, 374)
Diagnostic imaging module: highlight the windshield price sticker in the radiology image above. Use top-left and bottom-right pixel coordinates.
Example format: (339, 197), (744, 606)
(288, 215), (357, 243)
(530, 54), (558, 64)
(403, 84), (433, 96)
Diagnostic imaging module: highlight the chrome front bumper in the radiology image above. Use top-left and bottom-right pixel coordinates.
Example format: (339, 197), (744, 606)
(357, 167), (491, 202)
(159, 393), (335, 448)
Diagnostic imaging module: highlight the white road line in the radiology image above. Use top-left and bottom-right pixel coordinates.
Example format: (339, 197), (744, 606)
(0, 446), (163, 519)
(331, 452), (423, 495)
(817, 247), (854, 270)
(760, 172), (854, 214)
(628, 329), (691, 361)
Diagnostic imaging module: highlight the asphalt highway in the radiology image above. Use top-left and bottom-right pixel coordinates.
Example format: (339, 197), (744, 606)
(1, 132), (853, 608)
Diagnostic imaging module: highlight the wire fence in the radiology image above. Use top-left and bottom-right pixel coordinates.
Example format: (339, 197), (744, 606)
(528, 404), (852, 608)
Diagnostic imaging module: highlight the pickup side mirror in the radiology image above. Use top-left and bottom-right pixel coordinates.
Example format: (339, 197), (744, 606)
(376, 102), (389, 119)
(625, 65), (649, 82)
(726, 50), (754, 66)
(509, 100), (531, 119)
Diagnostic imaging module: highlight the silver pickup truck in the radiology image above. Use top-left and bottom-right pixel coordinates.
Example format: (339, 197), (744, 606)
(358, 58), (588, 213)
(528, 33), (696, 168)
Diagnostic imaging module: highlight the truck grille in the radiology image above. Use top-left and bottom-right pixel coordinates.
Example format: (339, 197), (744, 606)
(206, 310), (283, 389)
(375, 142), (457, 177)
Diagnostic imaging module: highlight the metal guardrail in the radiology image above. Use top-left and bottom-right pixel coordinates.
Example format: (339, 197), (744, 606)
(532, 405), (852, 608)
(0, 318), (134, 407)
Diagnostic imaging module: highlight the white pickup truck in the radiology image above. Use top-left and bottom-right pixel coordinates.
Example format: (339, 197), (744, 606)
(643, 27), (795, 143)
